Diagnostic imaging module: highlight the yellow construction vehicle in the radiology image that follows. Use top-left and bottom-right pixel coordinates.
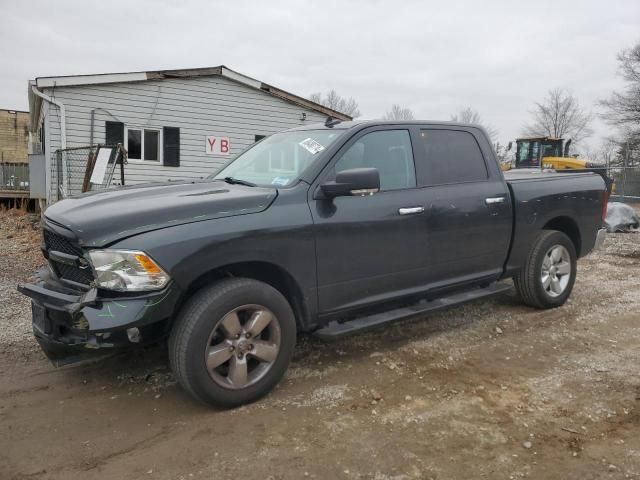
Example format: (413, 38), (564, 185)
(500, 136), (614, 193)
(514, 136), (581, 169)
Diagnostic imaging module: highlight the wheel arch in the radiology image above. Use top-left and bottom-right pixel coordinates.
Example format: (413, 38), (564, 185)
(175, 261), (310, 331)
(542, 216), (582, 257)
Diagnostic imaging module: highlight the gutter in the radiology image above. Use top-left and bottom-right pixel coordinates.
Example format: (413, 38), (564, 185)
(31, 85), (66, 150)
(31, 85), (68, 199)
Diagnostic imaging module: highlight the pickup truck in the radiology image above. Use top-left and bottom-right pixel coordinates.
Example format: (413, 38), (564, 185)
(18, 120), (607, 408)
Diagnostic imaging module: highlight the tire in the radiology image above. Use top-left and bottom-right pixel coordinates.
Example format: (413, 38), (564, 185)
(514, 230), (577, 309)
(169, 278), (296, 408)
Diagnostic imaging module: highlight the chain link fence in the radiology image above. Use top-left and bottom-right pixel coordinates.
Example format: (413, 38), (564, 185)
(50, 145), (126, 202)
(609, 165), (640, 201)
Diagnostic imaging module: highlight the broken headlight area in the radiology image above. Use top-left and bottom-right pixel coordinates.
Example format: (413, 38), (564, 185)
(87, 250), (170, 292)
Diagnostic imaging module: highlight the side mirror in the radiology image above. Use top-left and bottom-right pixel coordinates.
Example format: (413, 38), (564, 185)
(320, 168), (380, 198)
(507, 141), (513, 151)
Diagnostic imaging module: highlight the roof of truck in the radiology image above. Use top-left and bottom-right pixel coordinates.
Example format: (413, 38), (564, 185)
(289, 119), (490, 131)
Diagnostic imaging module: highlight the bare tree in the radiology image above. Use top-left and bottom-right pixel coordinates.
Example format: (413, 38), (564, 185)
(599, 137), (621, 166)
(582, 132), (639, 167)
(494, 141), (513, 165)
(523, 88), (593, 143)
(309, 89), (361, 118)
(600, 42), (640, 128)
(578, 145), (600, 163)
(580, 136), (624, 166)
(450, 107), (498, 140)
(383, 104), (415, 121)
(615, 128), (640, 167)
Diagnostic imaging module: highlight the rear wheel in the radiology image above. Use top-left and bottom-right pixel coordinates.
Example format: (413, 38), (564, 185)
(169, 278), (296, 408)
(514, 230), (577, 309)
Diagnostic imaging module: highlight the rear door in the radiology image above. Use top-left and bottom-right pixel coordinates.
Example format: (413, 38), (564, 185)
(413, 127), (512, 287)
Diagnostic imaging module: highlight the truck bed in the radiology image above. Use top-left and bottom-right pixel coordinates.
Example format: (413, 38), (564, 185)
(502, 169), (606, 277)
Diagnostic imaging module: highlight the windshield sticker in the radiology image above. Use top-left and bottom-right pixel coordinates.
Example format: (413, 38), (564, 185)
(272, 176), (291, 187)
(299, 138), (325, 155)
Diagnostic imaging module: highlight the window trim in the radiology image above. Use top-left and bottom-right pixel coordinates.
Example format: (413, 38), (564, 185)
(317, 126), (418, 194)
(124, 126), (162, 163)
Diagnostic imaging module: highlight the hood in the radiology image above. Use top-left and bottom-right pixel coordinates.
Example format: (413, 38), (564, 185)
(44, 180), (277, 247)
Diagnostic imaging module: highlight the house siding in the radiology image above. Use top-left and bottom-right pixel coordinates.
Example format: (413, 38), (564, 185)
(41, 76), (327, 192)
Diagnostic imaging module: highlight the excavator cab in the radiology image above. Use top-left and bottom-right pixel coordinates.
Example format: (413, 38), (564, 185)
(515, 137), (567, 168)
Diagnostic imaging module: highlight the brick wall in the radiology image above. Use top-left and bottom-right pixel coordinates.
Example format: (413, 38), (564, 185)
(0, 109), (29, 163)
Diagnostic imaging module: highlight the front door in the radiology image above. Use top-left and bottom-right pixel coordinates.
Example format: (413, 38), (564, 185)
(310, 128), (430, 314)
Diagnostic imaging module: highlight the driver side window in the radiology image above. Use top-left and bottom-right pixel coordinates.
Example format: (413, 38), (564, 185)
(334, 130), (416, 191)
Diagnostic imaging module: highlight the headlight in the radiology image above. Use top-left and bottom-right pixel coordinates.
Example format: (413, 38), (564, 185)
(87, 250), (170, 291)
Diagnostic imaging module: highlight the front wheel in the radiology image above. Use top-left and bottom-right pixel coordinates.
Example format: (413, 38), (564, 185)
(514, 230), (577, 309)
(169, 278), (296, 408)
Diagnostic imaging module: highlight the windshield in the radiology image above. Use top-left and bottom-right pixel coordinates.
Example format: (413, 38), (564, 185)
(212, 130), (344, 187)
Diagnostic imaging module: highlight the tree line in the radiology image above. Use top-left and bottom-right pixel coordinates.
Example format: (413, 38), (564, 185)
(599, 42), (640, 166)
(309, 38), (640, 166)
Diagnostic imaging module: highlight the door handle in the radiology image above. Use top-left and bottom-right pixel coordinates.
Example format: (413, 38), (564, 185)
(485, 196), (505, 205)
(398, 206), (425, 215)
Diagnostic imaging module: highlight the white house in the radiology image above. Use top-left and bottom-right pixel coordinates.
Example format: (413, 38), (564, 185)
(27, 65), (351, 203)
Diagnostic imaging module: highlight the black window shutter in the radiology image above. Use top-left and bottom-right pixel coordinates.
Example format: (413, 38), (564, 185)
(105, 121), (124, 145)
(163, 127), (180, 167)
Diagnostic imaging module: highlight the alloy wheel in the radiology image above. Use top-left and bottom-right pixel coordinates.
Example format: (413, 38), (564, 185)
(541, 245), (571, 298)
(204, 304), (281, 389)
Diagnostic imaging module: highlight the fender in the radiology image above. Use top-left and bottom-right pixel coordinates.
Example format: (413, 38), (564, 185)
(110, 190), (319, 326)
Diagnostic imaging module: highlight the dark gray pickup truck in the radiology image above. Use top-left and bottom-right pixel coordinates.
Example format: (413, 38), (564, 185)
(18, 120), (607, 407)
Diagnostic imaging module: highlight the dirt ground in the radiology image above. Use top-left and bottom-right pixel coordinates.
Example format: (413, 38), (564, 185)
(1, 210), (639, 480)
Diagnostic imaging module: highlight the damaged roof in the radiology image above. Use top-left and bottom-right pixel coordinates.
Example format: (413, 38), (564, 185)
(28, 65), (352, 131)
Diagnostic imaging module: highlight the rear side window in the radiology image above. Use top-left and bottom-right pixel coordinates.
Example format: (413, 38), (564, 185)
(334, 130), (416, 191)
(417, 129), (488, 186)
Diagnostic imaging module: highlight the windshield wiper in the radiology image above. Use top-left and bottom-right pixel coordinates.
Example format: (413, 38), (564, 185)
(222, 177), (256, 187)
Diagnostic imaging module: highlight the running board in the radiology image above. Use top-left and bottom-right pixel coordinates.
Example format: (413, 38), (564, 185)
(314, 282), (513, 340)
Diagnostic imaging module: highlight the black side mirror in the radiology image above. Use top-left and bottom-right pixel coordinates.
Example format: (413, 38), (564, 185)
(320, 168), (380, 198)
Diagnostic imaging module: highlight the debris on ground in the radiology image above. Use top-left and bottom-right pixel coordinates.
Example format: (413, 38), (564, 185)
(604, 202), (640, 232)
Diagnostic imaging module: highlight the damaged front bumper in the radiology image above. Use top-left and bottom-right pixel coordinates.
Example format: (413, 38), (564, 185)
(17, 267), (180, 366)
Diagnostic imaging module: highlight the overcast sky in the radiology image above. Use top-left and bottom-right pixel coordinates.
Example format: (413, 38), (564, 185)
(1, 0), (638, 150)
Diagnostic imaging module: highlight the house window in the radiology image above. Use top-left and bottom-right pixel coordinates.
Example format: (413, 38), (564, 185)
(144, 130), (159, 160)
(126, 127), (161, 161)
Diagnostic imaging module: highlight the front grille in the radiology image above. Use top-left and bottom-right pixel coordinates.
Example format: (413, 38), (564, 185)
(43, 228), (94, 286)
(54, 262), (94, 285)
(43, 229), (82, 256)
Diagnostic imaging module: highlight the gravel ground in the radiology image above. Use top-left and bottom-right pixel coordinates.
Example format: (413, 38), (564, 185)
(0, 210), (43, 359)
(1, 208), (639, 480)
